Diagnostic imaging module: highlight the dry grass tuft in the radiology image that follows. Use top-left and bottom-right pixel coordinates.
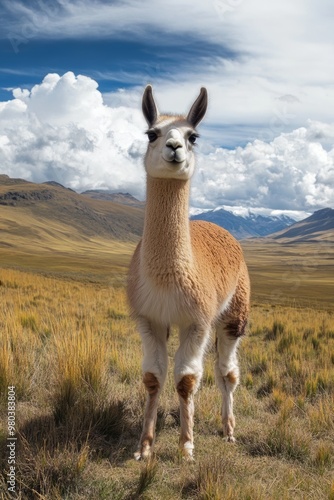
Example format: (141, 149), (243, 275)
(133, 458), (159, 498)
(18, 439), (90, 499)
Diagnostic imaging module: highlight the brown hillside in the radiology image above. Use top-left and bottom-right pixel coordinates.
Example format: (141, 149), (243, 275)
(81, 189), (145, 208)
(0, 174), (144, 242)
(267, 208), (334, 243)
(0, 174), (143, 279)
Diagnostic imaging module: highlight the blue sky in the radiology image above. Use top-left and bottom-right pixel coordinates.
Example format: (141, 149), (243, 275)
(1, 37), (230, 100)
(0, 2), (235, 97)
(0, 0), (333, 215)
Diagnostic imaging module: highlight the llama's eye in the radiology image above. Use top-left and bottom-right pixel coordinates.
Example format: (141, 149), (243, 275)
(147, 131), (158, 143)
(189, 134), (198, 144)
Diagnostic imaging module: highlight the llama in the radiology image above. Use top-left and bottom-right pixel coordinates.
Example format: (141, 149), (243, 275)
(127, 85), (250, 460)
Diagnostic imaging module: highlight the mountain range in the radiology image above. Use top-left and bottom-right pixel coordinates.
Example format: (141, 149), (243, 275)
(0, 175), (333, 249)
(190, 208), (295, 239)
(80, 192), (304, 240)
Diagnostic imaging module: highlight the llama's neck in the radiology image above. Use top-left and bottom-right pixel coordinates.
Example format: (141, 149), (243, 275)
(141, 175), (193, 278)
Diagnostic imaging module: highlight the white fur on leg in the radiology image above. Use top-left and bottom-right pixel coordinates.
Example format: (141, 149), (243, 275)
(174, 324), (210, 385)
(215, 330), (240, 441)
(216, 332), (240, 379)
(136, 318), (168, 460)
(138, 317), (168, 385)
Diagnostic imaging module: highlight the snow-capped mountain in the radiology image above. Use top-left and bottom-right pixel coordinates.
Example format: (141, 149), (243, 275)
(190, 207), (296, 239)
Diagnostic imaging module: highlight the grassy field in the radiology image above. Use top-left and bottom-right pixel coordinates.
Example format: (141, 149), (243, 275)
(0, 238), (333, 306)
(242, 240), (334, 309)
(0, 241), (333, 499)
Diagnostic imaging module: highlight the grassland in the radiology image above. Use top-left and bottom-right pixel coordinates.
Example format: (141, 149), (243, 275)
(242, 239), (334, 308)
(0, 240), (333, 499)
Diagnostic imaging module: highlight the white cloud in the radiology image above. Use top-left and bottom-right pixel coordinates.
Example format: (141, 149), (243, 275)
(192, 123), (334, 210)
(0, 72), (147, 197)
(0, 72), (333, 214)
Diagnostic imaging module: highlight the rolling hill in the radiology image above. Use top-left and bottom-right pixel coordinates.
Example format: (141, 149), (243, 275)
(268, 208), (334, 243)
(0, 175), (144, 277)
(0, 174), (144, 243)
(81, 189), (145, 208)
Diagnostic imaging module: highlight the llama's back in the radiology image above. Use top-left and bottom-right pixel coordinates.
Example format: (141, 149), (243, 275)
(190, 220), (248, 305)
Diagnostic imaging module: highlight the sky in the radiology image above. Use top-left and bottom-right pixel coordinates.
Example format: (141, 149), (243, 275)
(0, 0), (333, 218)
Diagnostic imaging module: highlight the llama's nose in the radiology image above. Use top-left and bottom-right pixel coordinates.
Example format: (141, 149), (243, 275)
(166, 138), (183, 150)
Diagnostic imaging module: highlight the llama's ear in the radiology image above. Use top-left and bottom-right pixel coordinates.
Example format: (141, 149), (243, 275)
(142, 85), (159, 126)
(187, 87), (208, 128)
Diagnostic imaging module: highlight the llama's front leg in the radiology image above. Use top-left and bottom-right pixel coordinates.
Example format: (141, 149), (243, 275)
(174, 324), (209, 460)
(135, 318), (168, 460)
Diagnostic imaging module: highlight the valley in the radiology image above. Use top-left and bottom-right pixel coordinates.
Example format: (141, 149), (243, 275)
(0, 174), (333, 305)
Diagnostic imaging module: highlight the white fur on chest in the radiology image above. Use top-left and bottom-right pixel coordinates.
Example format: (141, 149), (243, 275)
(135, 274), (236, 327)
(136, 276), (193, 326)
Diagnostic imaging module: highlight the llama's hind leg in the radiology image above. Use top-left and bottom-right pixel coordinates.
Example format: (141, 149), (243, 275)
(215, 266), (249, 441)
(135, 318), (168, 460)
(216, 305), (248, 442)
(215, 321), (242, 442)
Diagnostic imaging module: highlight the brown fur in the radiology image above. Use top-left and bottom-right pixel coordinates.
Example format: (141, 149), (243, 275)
(177, 374), (197, 401)
(225, 319), (248, 338)
(135, 372), (161, 459)
(226, 371), (238, 385)
(141, 436), (153, 449)
(127, 176), (249, 326)
(143, 372), (160, 395)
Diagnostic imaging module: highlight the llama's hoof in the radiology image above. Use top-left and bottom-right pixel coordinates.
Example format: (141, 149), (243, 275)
(134, 443), (152, 461)
(224, 435), (236, 443)
(179, 442), (194, 462)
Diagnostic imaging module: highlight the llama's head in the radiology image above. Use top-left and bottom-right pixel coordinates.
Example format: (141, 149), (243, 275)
(142, 85), (207, 180)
